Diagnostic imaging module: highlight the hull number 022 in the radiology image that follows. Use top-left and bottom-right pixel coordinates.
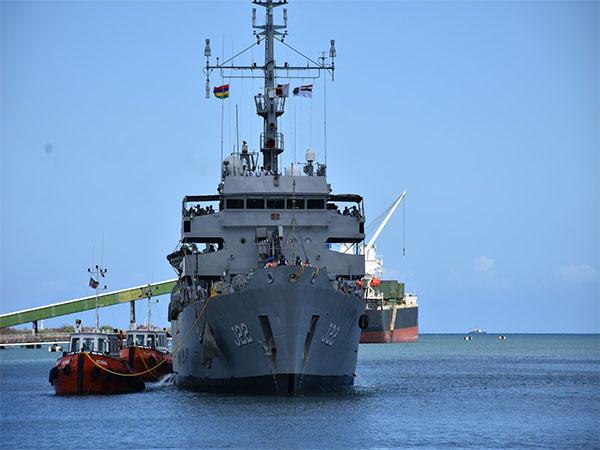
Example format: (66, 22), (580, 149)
(321, 323), (341, 346)
(231, 323), (253, 346)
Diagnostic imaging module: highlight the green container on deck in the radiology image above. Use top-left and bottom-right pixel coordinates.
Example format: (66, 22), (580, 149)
(380, 280), (405, 300)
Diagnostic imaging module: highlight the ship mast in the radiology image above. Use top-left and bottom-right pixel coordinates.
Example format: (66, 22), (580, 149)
(203, 0), (336, 175)
(254, 0), (285, 173)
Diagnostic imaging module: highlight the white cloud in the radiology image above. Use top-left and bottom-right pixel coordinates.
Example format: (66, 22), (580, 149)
(556, 264), (598, 283)
(474, 256), (495, 273)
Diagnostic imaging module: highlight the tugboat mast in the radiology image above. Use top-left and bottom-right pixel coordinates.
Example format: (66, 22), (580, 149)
(203, 0), (335, 175)
(87, 264), (107, 332)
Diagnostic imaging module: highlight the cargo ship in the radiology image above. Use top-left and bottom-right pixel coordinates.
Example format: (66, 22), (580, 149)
(360, 279), (418, 343)
(358, 193), (419, 344)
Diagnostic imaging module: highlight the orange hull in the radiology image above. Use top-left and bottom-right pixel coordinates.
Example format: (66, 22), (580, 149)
(119, 347), (173, 382)
(49, 353), (145, 395)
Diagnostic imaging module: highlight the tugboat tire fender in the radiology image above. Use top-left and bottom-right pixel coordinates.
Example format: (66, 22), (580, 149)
(49, 367), (58, 384)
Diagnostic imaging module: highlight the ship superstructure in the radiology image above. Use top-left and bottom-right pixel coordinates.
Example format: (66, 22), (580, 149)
(167, 0), (367, 394)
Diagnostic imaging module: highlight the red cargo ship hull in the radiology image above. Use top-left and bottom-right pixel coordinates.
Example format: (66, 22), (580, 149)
(360, 326), (418, 343)
(119, 347), (173, 382)
(360, 305), (419, 344)
(49, 353), (145, 395)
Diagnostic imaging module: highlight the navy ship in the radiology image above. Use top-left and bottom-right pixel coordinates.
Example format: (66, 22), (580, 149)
(166, 0), (368, 394)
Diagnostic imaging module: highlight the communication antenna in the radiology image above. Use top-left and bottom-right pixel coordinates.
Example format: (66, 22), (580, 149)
(143, 285), (154, 330)
(202, 0), (336, 174)
(87, 264), (108, 332)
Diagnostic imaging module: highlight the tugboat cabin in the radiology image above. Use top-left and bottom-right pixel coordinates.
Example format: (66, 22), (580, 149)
(68, 332), (120, 357)
(125, 330), (169, 353)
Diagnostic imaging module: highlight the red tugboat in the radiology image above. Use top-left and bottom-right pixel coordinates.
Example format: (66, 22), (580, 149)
(48, 264), (145, 395)
(119, 286), (173, 382)
(49, 330), (145, 395)
(119, 329), (173, 382)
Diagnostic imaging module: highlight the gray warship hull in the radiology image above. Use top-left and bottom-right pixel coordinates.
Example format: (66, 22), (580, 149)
(172, 266), (364, 395)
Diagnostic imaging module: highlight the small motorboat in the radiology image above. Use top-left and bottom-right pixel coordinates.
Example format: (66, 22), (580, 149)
(48, 344), (63, 352)
(49, 331), (145, 395)
(119, 329), (173, 382)
(468, 327), (487, 335)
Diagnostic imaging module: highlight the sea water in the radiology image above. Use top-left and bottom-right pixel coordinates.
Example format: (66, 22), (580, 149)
(1, 335), (598, 449)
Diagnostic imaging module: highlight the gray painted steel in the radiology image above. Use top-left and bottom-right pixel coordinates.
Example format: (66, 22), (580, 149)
(169, 1), (365, 394)
(172, 266), (364, 394)
(364, 306), (418, 333)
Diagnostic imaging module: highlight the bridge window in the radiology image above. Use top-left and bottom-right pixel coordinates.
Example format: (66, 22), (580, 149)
(70, 338), (80, 352)
(247, 198), (265, 209)
(147, 335), (155, 348)
(82, 338), (94, 352)
(135, 335), (145, 346)
(266, 198), (285, 209)
(307, 199), (325, 209)
(109, 336), (119, 353)
(126, 335), (134, 347)
(226, 199), (244, 209)
(97, 338), (108, 354)
(287, 198), (305, 209)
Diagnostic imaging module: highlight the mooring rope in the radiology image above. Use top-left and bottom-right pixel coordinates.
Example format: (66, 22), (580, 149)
(83, 296), (212, 378)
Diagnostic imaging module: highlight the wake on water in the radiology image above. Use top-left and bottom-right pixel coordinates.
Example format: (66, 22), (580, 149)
(147, 373), (175, 389)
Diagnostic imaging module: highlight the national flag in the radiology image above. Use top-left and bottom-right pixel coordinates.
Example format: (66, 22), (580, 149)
(89, 277), (99, 289)
(276, 83), (289, 97)
(213, 84), (230, 99)
(293, 84), (313, 98)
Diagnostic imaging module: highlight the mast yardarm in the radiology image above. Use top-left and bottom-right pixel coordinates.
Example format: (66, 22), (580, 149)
(203, 0), (336, 174)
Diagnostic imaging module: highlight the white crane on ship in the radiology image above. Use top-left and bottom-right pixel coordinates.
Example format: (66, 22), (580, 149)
(363, 191), (406, 278)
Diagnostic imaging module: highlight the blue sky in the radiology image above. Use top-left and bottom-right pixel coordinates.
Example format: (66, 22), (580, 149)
(1, 0), (598, 333)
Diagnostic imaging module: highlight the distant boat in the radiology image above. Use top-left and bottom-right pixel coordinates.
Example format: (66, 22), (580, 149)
(468, 328), (487, 335)
(48, 343), (62, 352)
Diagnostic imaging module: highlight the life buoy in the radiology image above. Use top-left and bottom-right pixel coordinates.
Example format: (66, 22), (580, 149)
(63, 364), (71, 376)
(358, 314), (369, 330)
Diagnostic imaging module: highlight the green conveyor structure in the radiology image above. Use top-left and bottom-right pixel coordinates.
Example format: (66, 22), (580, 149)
(0, 279), (178, 329)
